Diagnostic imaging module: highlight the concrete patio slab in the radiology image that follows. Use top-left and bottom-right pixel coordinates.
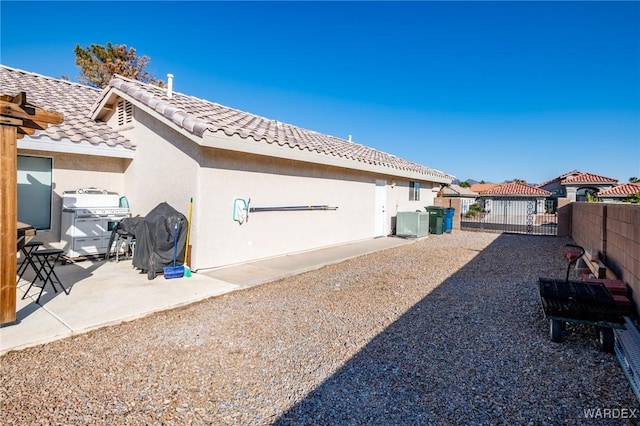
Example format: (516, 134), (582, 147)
(1, 236), (415, 355)
(3, 258), (239, 354)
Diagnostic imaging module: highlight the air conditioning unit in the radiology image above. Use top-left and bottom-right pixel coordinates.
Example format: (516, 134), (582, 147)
(395, 211), (429, 237)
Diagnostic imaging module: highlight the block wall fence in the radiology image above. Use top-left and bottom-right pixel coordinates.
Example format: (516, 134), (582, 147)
(433, 197), (462, 230)
(432, 198), (637, 314)
(569, 202), (640, 315)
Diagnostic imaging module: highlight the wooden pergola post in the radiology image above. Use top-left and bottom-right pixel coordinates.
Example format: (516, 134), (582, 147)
(0, 92), (63, 325)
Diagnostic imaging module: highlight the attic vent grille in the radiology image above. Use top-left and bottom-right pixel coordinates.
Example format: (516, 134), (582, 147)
(117, 100), (133, 126)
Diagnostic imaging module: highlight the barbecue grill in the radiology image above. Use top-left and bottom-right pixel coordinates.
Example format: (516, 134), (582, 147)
(60, 188), (130, 259)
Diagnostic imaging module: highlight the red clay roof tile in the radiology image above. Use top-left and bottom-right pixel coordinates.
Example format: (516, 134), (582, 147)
(561, 172), (618, 184)
(480, 182), (551, 196)
(535, 170), (584, 188)
(469, 183), (499, 193)
(597, 183), (640, 196)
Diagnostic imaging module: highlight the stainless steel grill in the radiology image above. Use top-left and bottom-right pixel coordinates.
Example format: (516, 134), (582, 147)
(60, 188), (130, 259)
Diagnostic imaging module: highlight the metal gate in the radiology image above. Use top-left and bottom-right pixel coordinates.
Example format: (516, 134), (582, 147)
(460, 197), (557, 235)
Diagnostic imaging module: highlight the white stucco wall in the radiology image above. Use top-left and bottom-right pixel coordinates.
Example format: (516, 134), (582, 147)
(388, 181), (439, 214)
(103, 106), (449, 270)
(119, 109), (199, 219)
(119, 109), (379, 269)
(193, 149), (383, 269)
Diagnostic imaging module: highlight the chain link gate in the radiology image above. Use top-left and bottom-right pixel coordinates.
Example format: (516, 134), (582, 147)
(460, 197), (557, 235)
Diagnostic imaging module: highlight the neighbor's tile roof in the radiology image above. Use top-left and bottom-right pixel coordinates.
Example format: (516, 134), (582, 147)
(561, 172), (618, 185)
(105, 74), (453, 180)
(442, 184), (478, 197)
(597, 183), (640, 197)
(536, 170), (584, 188)
(0, 65), (133, 149)
(480, 182), (551, 197)
(469, 183), (499, 193)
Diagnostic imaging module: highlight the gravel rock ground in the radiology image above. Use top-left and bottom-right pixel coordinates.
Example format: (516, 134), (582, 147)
(1, 231), (638, 425)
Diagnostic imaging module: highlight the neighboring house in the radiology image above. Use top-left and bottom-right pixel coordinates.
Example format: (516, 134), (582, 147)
(439, 184), (478, 213)
(597, 183), (640, 203)
(1, 65), (453, 270)
(537, 170), (618, 202)
(535, 169), (582, 199)
(475, 182), (551, 218)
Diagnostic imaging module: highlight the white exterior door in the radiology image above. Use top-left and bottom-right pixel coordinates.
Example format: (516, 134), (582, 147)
(374, 179), (386, 237)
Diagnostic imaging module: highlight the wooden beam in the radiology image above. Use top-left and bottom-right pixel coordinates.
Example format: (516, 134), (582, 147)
(12, 91), (27, 107)
(22, 118), (48, 130)
(0, 116), (23, 126)
(17, 126), (36, 136)
(1, 91), (64, 324)
(0, 100), (63, 125)
(1, 125), (18, 324)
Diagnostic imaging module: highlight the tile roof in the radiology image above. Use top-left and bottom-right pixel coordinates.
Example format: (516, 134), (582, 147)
(561, 172), (618, 185)
(442, 184), (478, 197)
(536, 170), (584, 188)
(104, 75), (453, 181)
(469, 183), (499, 193)
(0, 65), (133, 149)
(479, 182), (551, 197)
(597, 183), (640, 197)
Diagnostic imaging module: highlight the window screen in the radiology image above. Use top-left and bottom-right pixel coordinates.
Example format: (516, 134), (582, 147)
(17, 155), (53, 230)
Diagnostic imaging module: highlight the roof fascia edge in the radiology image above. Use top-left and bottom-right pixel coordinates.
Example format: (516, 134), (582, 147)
(107, 88), (452, 184)
(203, 132), (452, 183)
(90, 87), (117, 120)
(18, 135), (135, 159)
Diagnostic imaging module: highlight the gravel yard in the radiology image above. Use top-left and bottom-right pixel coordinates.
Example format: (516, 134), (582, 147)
(1, 231), (638, 425)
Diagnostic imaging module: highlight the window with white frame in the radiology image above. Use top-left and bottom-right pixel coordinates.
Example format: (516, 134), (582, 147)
(409, 181), (420, 201)
(17, 155), (53, 230)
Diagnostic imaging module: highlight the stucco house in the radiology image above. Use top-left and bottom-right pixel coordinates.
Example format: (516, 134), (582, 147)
(475, 182), (551, 218)
(536, 170), (618, 202)
(2, 65), (453, 271)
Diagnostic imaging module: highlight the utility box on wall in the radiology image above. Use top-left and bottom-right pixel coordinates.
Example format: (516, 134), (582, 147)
(395, 211), (429, 237)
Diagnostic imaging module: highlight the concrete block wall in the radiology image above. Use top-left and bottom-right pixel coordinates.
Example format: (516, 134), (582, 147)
(605, 204), (640, 297)
(556, 198), (572, 237)
(571, 202), (607, 258)
(434, 197), (462, 231)
(572, 202), (640, 314)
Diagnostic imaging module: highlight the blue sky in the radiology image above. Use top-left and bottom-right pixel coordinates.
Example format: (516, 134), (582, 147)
(1, 1), (639, 184)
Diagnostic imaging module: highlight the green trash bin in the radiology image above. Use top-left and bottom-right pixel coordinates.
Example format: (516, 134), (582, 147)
(426, 206), (445, 235)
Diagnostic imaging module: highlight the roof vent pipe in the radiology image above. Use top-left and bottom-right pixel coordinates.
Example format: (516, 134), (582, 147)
(348, 134), (352, 143)
(166, 73), (174, 98)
